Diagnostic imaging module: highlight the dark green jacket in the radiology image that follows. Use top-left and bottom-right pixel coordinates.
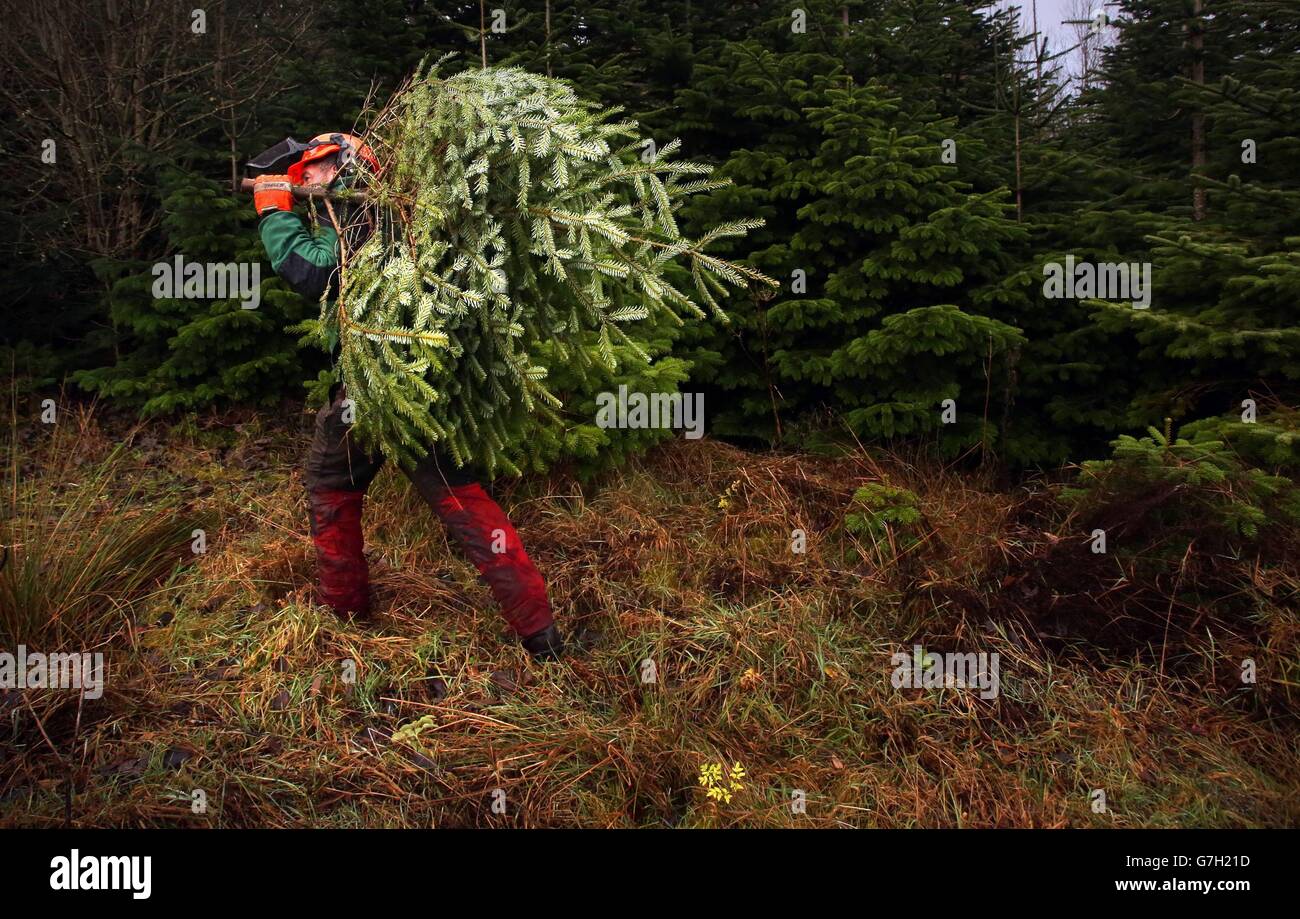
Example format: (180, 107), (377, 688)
(258, 169), (373, 301)
(258, 206), (341, 302)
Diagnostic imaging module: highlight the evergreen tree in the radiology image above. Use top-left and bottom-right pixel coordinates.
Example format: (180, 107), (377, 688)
(326, 58), (775, 475)
(676, 41), (1027, 454)
(73, 170), (319, 414)
(1081, 1), (1300, 426)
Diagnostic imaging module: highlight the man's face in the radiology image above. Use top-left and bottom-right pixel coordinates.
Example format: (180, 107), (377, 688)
(300, 157), (339, 187)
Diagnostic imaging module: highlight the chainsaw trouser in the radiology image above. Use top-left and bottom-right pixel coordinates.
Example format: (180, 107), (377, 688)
(303, 383), (555, 638)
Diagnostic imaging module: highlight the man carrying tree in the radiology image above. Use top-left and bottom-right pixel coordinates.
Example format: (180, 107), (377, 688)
(250, 132), (566, 662)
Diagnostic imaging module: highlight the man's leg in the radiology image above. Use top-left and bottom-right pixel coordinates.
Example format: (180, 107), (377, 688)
(304, 383), (385, 617)
(403, 455), (563, 658)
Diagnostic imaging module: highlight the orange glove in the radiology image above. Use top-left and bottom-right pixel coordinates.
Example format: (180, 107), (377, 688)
(253, 174), (294, 216)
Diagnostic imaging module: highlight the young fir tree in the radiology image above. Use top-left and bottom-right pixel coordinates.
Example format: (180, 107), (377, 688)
(322, 57), (776, 476)
(479, 1), (735, 476)
(493, 0), (701, 130)
(74, 169), (318, 414)
(971, 4), (1151, 464)
(1081, 1), (1300, 429)
(1079, 0), (1267, 222)
(674, 39), (1027, 454)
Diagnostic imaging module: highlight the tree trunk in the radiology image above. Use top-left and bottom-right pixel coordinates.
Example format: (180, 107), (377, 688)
(1190, 0), (1207, 220)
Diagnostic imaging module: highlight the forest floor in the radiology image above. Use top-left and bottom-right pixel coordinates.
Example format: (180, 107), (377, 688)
(3, 398), (1298, 827)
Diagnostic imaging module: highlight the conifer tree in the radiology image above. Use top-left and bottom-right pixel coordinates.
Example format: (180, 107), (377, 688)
(324, 57), (776, 475)
(675, 41), (1027, 453)
(73, 170), (318, 414)
(1083, 1), (1300, 426)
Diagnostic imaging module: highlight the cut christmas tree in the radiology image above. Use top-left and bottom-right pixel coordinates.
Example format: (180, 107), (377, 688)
(317, 54), (777, 476)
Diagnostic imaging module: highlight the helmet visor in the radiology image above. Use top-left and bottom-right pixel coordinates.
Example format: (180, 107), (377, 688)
(288, 143), (343, 184)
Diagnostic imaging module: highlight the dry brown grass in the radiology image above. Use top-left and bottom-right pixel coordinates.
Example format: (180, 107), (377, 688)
(2, 402), (1297, 827)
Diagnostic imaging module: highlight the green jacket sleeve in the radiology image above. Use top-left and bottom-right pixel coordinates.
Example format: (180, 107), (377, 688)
(259, 210), (340, 301)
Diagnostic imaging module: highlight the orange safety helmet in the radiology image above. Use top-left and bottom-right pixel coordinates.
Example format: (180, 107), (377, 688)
(287, 132), (380, 184)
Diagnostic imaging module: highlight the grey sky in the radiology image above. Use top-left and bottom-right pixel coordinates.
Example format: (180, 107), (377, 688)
(1000, 0), (1115, 79)
(1003, 0), (1083, 36)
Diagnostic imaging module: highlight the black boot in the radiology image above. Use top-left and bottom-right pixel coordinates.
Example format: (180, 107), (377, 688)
(521, 623), (565, 661)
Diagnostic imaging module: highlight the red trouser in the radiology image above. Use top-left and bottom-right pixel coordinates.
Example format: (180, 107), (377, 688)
(303, 384), (554, 637)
